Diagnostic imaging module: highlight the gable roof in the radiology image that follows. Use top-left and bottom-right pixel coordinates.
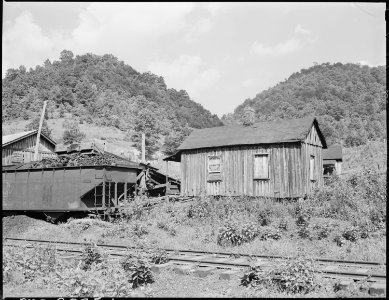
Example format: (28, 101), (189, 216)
(2, 130), (56, 147)
(177, 117), (326, 151)
(323, 144), (342, 161)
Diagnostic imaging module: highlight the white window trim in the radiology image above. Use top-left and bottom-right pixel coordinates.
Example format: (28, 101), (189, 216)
(208, 155), (221, 174)
(253, 153), (270, 180)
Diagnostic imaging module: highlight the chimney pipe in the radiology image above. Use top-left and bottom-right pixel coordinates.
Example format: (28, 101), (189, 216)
(242, 106), (256, 126)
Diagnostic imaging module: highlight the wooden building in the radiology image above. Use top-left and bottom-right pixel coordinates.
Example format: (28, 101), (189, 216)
(323, 144), (342, 176)
(2, 130), (57, 166)
(164, 117), (327, 198)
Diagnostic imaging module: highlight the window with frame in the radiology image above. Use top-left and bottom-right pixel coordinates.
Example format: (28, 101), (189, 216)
(310, 155), (316, 181)
(254, 153), (269, 179)
(208, 155), (221, 173)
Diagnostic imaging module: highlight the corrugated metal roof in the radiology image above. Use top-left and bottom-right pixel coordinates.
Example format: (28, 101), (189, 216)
(177, 117), (326, 151)
(323, 144), (342, 161)
(2, 130), (56, 147)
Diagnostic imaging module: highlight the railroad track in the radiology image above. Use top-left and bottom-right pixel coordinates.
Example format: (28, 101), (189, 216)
(4, 237), (386, 283)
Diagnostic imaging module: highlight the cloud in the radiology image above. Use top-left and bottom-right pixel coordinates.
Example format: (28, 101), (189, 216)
(250, 37), (303, 56)
(358, 60), (380, 67)
(295, 24), (310, 35)
(70, 3), (196, 52)
(185, 18), (215, 43)
(241, 78), (262, 88)
(250, 24), (315, 57)
(148, 55), (220, 98)
(2, 11), (66, 76)
(2, 3), (199, 76)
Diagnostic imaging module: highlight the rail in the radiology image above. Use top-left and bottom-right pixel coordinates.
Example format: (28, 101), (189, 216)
(4, 237), (386, 283)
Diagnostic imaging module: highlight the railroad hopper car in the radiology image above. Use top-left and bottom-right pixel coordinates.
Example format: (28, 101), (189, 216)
(2, 164), (142, 219)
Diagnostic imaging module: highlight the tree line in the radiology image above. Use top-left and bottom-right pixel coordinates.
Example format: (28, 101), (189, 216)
(222, 62), (386, 147)
(2, 50), (223, 159)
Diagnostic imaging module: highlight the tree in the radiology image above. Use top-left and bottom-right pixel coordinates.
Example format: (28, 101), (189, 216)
(62, 120), (86, 145)
(132, 99), (163, 160)
(25, 116), (53, 138)
(163, 126), (193, 156)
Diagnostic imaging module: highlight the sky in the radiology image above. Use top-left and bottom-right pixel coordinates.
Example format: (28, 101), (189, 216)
(2, 2), (386, 117)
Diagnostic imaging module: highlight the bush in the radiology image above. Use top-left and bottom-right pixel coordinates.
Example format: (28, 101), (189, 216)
(260, 228), (282, 241)
(132, 222), (149, 238)
(274, 256), (318, 294)
(278, 219), (288, 231)
(296, 213), (310, 227)
(149, 249), (169, 265)
(342, 227), (360, 242)
(333, 235), (346, 247)
(241, 256), (318, 294)
(81, 244), (103, 271)
(120, 255), (154, 289)
(240, 266), (260, 287)
(241, 222), (260, 243)
(187, 199), (212, 219)
(257, 208), (272, 226)
(297, 226), (311, 239)
(315, 225), (330, 240)
(217, 222), (244, 246)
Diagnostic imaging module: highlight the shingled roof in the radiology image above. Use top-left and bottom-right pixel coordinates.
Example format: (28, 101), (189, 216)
(164, 117), (326, 162)
(323, 144), (342, 161)
(178, 117), (326, 151)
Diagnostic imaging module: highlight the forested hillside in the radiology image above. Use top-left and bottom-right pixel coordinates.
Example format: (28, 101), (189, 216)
(2, 50), (222, 158)
(222, 62), (386, 147)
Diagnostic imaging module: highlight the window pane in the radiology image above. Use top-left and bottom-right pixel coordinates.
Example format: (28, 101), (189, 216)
(254, 154), (269, 179)
(310, 156), (315, 180)
(208, 156), (221, 173)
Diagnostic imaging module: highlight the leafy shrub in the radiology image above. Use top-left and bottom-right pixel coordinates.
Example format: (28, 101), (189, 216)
(296, 213), (310, 227)
(316, 226), (330, 240)
(297, 226), (311, 239)
(278, 219), (288, 231)
(149, 249), (169, 265)
(120, 255), (154, 289)
(217, 222), (244, 246)
(260, 228), (282, 241)
(82, 244), (103, 271)
(257, 208), (272, 226)
(273, 256), (318, 294)
(333, 235), (346, 247)
(342, 227), (360, 242)
(187, 199), (212, 219)
(157, 221), (177, 236)
(132, 222), (149, 238)
(240, 266), (260, 287)
(241, 256), (318, 294)
(241, 222), (260, 242)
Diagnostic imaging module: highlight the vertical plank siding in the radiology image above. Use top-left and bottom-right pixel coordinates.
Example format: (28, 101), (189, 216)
(181, 142), (305, 198)
(2, 134), (56, 165)
(180, 123), (324, 198)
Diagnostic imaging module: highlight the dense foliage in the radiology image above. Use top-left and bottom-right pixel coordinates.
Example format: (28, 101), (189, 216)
(2, 50), (222, 157)
(223, 62), (386, 146)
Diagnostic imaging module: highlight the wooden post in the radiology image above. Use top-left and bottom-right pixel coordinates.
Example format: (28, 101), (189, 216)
(165, 160), (169, 196)
(34, 101), (47, 161)
(114, 182), (118, 210)
(141, 133), (146, 163)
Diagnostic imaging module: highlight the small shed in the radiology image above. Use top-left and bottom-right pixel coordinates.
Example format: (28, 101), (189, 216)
(164, 117), (327, 198)
(323, 144), (342, 176)
(2, 130), (57, 166)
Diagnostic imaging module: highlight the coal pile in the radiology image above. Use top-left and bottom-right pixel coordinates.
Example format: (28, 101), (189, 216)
(20, 153), (130, 169)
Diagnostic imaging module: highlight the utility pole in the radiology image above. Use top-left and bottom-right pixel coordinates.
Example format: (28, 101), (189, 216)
(34, 101), (47, 161)
(141, 133), (146, 163)
(140, 133), (146, 191)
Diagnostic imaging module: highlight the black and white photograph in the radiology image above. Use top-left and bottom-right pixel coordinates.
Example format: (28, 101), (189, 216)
(2, 2), (386, 298)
